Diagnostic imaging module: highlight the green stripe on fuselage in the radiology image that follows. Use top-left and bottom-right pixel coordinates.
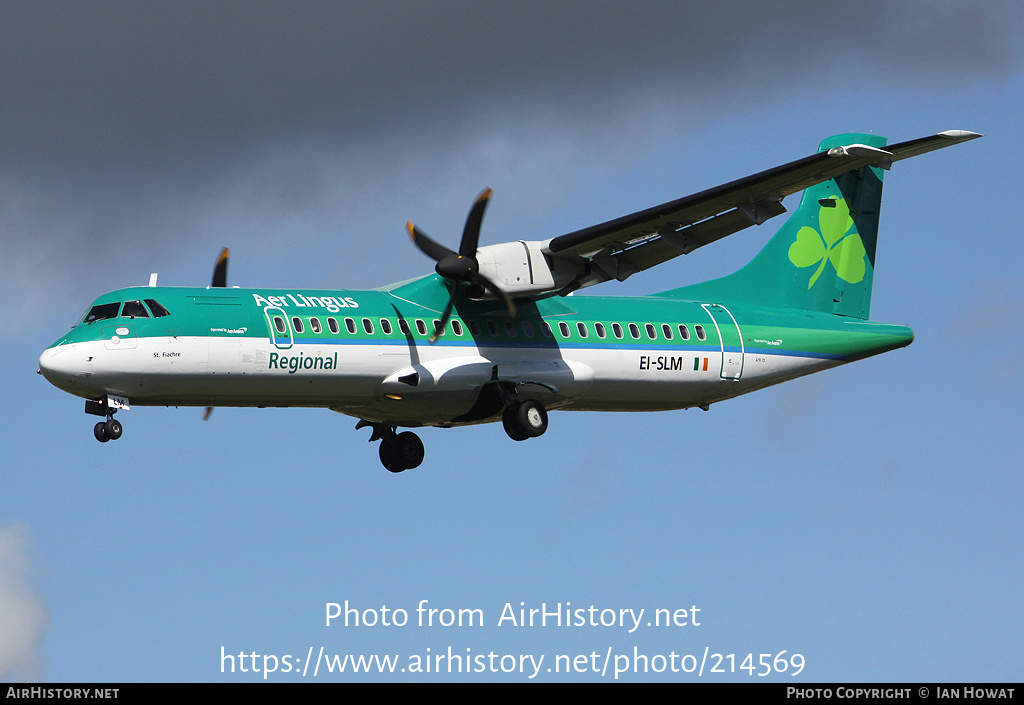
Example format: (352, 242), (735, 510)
(55, 274), (912, 362)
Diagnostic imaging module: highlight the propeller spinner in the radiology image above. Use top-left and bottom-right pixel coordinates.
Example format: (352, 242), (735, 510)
(407, 189), (515, 343)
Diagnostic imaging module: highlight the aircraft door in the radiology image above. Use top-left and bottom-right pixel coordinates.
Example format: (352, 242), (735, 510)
(264, 307), (293, 350)
(701, 304), (744, 380)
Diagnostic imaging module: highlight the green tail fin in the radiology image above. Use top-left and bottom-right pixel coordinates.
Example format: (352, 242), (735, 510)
(660, 133), (888, 319)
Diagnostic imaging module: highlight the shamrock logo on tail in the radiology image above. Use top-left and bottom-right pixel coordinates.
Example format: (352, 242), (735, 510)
(788, 196), (867, 288)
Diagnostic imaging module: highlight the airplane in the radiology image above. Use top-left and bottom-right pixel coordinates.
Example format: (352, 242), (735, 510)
(38, 130), (980, 472)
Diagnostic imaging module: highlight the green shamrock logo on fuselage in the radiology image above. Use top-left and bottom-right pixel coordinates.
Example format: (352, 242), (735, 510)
(788, 196), (867, 288)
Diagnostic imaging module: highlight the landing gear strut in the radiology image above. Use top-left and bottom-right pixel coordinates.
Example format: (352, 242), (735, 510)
(357, 421), (424, 473)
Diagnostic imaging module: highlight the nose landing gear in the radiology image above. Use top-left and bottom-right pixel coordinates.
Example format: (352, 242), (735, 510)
(93, 418), (123, 443)
(86, 398), (124, 443)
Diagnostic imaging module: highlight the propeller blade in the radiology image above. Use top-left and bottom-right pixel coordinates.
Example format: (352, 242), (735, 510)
(408, 189), (510, 323)
(211, 247), (230, 287)
(459, 188), (492, 257)
(429, 292), (457, 344)
(407, 222), (455, 262)
(470, 271), (516, 318)
(205, 248), (229, 415)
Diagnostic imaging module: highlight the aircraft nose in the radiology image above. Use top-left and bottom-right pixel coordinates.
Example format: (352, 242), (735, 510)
(38, 344), (86, 387)
(39, 342), (109, 399)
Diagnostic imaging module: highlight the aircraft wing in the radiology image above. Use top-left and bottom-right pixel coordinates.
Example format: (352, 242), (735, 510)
(543, 130), (981, 285)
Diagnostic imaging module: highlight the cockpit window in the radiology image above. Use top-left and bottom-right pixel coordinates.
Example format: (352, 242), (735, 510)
(121, 300), (150, 318)
(144, 299), (171, 317)
(83, 302), (121, 324)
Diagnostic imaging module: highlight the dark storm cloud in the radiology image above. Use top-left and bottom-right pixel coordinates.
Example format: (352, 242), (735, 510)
(1, 0), (1018, 172)
(1, 1), (1021, 330)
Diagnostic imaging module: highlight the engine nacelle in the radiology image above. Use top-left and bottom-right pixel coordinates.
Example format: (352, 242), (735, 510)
(474, 240), (580, 298)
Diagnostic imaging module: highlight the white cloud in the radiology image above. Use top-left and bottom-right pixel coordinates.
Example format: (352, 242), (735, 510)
(0, 524), (47, 682)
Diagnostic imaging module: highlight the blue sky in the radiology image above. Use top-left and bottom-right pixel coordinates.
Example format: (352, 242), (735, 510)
(3, 2), (1023, 682)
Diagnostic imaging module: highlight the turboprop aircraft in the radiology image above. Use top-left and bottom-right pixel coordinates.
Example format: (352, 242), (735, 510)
(38, 130), (980, 472)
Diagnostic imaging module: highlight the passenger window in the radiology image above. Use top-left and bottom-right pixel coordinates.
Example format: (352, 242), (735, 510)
(628, 323), (640, 339)
(452, 320), (464, 336)
(363, 318), (374, 334)
(558, 321), (570, 338)
(678, 324), (689, 340)
(577, 322), (588, 338)
(328, 318), (339, 334)
(84, 302), (121, 323)
(662, 324), (673, 340)
(381, 319), (392, 335)
(310, 317), (322, 334)
(522, 321), (534, 337)
(695, 325), (707, 341)
(487, 321), (499, 336)
(121, 300), (150, 318)
(346, 318), (357, 334)
(505, 321), (516, 337)
(292, 317), (304, 334)
(144, 299), (170, 317)
(645, 324), (656, 340)
(541, 322), (553, 338)
(274, 316), (287, 334)
(433, 319), (443, 337)
(416, 319), (427, 336)
(595, 322), (606, 338)
(612, 323), (623, 339)
(469, 320), (481, 336)
(399, 318), (411, 335)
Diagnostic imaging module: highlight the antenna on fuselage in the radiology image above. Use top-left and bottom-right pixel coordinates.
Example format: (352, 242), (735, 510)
(149, 273), (158, 287)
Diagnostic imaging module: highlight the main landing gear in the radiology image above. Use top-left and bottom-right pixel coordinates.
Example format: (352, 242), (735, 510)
(357, 397), (549, 473)
(502, 399), (548, 441)
(356, 421), (425, 473)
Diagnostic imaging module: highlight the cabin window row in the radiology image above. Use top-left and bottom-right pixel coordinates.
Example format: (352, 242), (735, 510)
(273, 315), (708, 343)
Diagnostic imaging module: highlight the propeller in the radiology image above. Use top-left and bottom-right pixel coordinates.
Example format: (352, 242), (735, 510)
(211, 247), (229, 288)
(406, 189), (515, 343)
(205, 247), (230, 420)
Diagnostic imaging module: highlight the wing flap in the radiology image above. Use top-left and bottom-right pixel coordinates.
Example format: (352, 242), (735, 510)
(546, 146), (888, 264)
(588, 202), (788, 283)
